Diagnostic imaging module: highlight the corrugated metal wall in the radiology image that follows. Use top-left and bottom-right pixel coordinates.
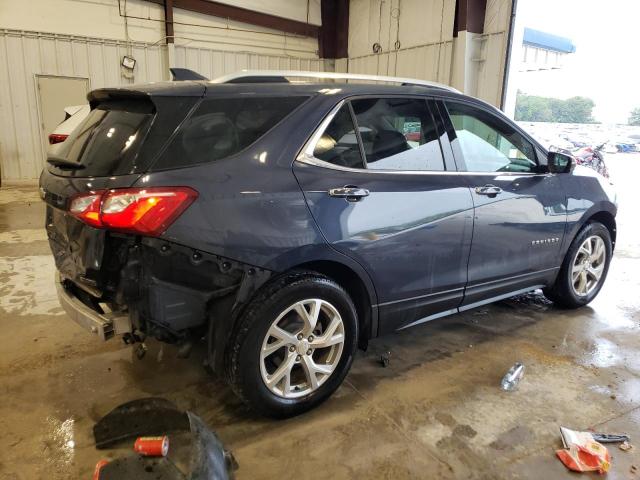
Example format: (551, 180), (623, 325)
(347, 41), (454, 85)
(475, 0), (512, 108)
(344, 0), (512, 108)
(474, 32), (508, 107)
(0, 28), (325, 181)
(174, 45), (324, 79)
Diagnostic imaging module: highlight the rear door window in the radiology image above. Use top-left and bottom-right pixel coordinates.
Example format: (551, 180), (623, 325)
(153, 96), (308, 169)
(351, 97), (445, 171)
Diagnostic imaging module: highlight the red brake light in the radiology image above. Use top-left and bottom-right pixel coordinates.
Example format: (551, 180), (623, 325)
(101, 187), (198, 235)
(49, 133), (69, 145)
(68, 187), (198, 236)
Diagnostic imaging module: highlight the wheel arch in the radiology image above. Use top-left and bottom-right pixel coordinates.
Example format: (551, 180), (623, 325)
(209, 252), (378, 373)
(291, 259), (376, 350)
(564, 203), (617, 258)
(585, 210), (617, 250)
(545, 207), (615, 308)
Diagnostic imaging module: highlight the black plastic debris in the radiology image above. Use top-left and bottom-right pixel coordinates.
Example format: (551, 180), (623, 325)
(591, 433), (630, 443)
(98, 456), (184, 480)
(94, 397), (190, 449)
(187, 412), (238, 479)
(93, 398), (237, 479)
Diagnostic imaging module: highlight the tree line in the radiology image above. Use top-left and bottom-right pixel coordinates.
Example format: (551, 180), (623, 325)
(516, 91), (640, 126)
(515, 91), (596, 123)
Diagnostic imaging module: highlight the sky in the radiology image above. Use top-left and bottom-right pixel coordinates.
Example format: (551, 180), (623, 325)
(514, 0), (639, 124)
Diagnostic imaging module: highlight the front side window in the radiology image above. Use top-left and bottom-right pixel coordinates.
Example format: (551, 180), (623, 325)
(351, 97), (445, 171)
(312, 105), (365, 169)
(445, 101), (537, 173)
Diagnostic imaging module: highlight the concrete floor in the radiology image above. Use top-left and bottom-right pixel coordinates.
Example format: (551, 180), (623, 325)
(0, 155), (638, 479)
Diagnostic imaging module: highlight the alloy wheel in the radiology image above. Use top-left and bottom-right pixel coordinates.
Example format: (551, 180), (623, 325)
(571, 235), (606, 297)
(260, 299), (345, 399)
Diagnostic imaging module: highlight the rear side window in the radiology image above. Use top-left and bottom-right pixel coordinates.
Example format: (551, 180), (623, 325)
(351, 97), (445, 171)
(154, 96), (307, 169)
(54, 100), (154, 176)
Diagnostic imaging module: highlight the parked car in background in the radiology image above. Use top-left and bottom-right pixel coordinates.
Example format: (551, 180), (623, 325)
(40, 71), (617, 418)
(47, 104), (90, 154)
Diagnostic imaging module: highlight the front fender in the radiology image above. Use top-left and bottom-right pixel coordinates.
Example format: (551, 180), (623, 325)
(561, 167), (617, 255)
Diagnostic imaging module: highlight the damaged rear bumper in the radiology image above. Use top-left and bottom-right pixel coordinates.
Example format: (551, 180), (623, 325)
(56, 276), (131, 341)
(54, 236), (273, 372)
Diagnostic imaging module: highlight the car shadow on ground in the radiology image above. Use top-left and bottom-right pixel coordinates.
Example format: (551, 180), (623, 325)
(110, 290), (570, 431)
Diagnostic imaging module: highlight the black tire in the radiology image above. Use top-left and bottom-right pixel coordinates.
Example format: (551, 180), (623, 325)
(544, 222), (612, 308)
(225, 271), (358, 418)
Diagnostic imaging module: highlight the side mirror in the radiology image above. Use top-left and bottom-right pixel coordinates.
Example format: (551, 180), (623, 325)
(547, 151), (576, 174)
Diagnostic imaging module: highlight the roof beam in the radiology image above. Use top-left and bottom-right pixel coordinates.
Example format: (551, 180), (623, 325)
(164, 0), (174, 43)
(146, 0), (319, 38)
(453, 0), (487, 36)
(319, 0), (349, 58)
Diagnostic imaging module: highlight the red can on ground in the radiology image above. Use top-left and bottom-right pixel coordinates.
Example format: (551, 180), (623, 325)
(134, 436), (169, 457)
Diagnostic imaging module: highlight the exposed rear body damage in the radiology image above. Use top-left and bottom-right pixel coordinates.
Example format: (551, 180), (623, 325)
(46, 192), (273, 358)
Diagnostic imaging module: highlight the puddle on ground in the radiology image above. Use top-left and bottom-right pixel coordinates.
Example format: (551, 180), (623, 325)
(582, 337), (622, 369)
(43, 415), (76, 471)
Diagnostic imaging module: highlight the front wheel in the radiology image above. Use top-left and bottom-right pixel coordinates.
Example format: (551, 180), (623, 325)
(225, 272), (358, 418)
(544, 221), (612, 308)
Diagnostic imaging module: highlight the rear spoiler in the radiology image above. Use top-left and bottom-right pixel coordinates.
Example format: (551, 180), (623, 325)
(87, 89), (153, 109)
(87, 82), (206, 106)
(170, 68), (209, 81)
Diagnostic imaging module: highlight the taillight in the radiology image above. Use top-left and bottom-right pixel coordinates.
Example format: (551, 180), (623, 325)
(49, 133), (69, 144)
(69, 192), (103, 228)
(68, 187), (198, 236)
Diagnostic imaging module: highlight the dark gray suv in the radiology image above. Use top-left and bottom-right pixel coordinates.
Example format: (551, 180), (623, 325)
(40, 71), (617, 417)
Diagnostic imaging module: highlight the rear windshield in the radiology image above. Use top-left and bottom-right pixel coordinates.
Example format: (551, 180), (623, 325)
(51, 100), (154, 177)
(152, 96), (308, 170)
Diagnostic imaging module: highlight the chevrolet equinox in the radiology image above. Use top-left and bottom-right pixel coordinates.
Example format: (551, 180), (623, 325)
(40, 71), (617, 417)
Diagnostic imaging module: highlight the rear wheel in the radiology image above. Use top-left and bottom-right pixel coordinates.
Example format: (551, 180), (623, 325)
(544, 222), (612, 308)
(225, 272), (358, 418)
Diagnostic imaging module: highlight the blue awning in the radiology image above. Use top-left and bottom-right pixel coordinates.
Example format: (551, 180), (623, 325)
(523, 28), (576, 54)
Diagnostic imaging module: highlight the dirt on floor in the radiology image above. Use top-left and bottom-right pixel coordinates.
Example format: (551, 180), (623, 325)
(1, 155), (639, 480)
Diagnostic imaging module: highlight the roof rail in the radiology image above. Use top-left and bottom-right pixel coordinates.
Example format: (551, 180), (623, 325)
(210, 70), (460, 93)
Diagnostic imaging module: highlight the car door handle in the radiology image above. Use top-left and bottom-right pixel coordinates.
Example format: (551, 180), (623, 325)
(328, 186), (370, 202)
(474, 184), (502, 197)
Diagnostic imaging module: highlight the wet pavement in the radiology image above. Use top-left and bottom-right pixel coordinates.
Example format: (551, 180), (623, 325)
(0, 155), (639, 479)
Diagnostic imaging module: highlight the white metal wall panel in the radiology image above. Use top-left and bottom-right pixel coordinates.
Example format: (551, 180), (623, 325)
(0, 29), (323, 180)
(173, 45), (324, 79)
(484, 0), (511, 35)
(475, 33), (507, 107)
(347, 41), (453, 85)
(346, 0), (457, 87)
(473, 0), (511, 106)
(346, 0), (512, 108)
(0, 30), (167, 180)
